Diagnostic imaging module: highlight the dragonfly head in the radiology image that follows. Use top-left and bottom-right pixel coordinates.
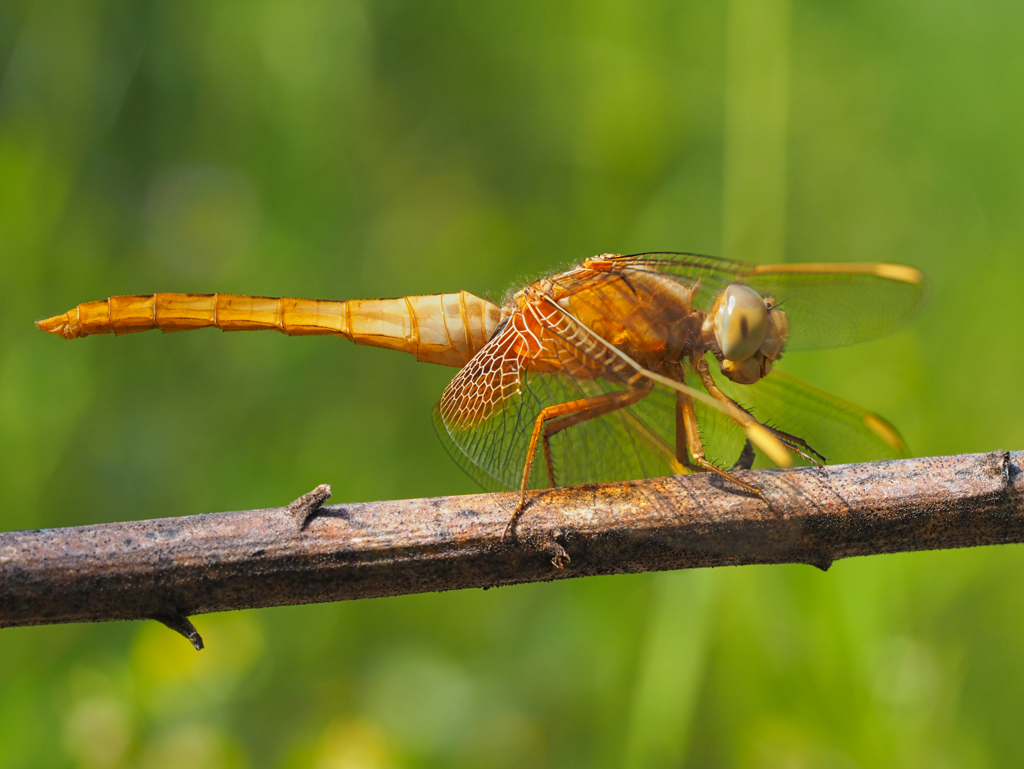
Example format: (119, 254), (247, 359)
(708, 284), (789, 384)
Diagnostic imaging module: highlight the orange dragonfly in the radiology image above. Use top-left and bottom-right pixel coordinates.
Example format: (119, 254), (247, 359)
(36, 253), (926, 531)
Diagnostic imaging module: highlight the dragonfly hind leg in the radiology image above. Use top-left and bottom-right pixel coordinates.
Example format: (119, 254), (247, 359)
(504, 384), (651, 539)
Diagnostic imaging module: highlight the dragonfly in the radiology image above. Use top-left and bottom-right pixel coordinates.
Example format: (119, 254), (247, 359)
(36, 253), (926, 534)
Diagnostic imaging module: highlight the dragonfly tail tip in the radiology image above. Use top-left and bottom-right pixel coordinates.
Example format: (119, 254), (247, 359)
(35, 312), (75, 339)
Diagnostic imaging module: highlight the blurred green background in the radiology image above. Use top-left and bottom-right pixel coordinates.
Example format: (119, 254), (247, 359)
(2, 0), (1023, 766)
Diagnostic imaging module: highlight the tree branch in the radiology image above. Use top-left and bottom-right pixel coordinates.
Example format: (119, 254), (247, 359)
(3, 451), (1022, 648)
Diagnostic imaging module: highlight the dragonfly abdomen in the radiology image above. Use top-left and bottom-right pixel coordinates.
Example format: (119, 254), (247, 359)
(35, 291), (503, 368)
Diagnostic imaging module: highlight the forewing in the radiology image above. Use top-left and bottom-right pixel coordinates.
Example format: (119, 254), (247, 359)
(622, 253), (927, 350)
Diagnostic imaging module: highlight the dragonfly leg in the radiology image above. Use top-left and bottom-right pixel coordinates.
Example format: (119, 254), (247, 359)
(731, 439), (756, 471)
(676, 388), (762, 496)
(673, 390), (703, 471)
(762, 425), (827, 466)
(504, 386), (651, 540)
(693, 357), (825, 467)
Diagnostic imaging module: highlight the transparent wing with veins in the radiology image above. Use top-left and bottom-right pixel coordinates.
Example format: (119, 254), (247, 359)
(695, 367), (910, 467)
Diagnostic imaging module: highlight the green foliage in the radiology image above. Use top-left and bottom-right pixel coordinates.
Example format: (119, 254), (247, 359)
(2, 0), (1023, 766)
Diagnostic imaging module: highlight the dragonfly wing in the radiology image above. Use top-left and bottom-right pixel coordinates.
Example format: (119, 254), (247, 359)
(697, 364), (909, 467)
(622, 253), (927, 350)
(739, 263), (926, 350)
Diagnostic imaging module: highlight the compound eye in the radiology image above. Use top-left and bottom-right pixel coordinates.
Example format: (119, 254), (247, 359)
(714, 284), (768, 361)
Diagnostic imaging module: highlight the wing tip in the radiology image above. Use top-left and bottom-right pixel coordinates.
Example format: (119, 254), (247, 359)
(862, 413), (907, 455)
(870, 263), (925, 285)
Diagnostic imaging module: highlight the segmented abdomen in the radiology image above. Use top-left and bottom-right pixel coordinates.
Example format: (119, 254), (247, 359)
(36, 291), (504, 368)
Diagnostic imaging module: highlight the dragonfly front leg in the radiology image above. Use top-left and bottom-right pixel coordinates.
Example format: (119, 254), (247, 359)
(761, 426), (827, 467)
(504, 385), (651, 539)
